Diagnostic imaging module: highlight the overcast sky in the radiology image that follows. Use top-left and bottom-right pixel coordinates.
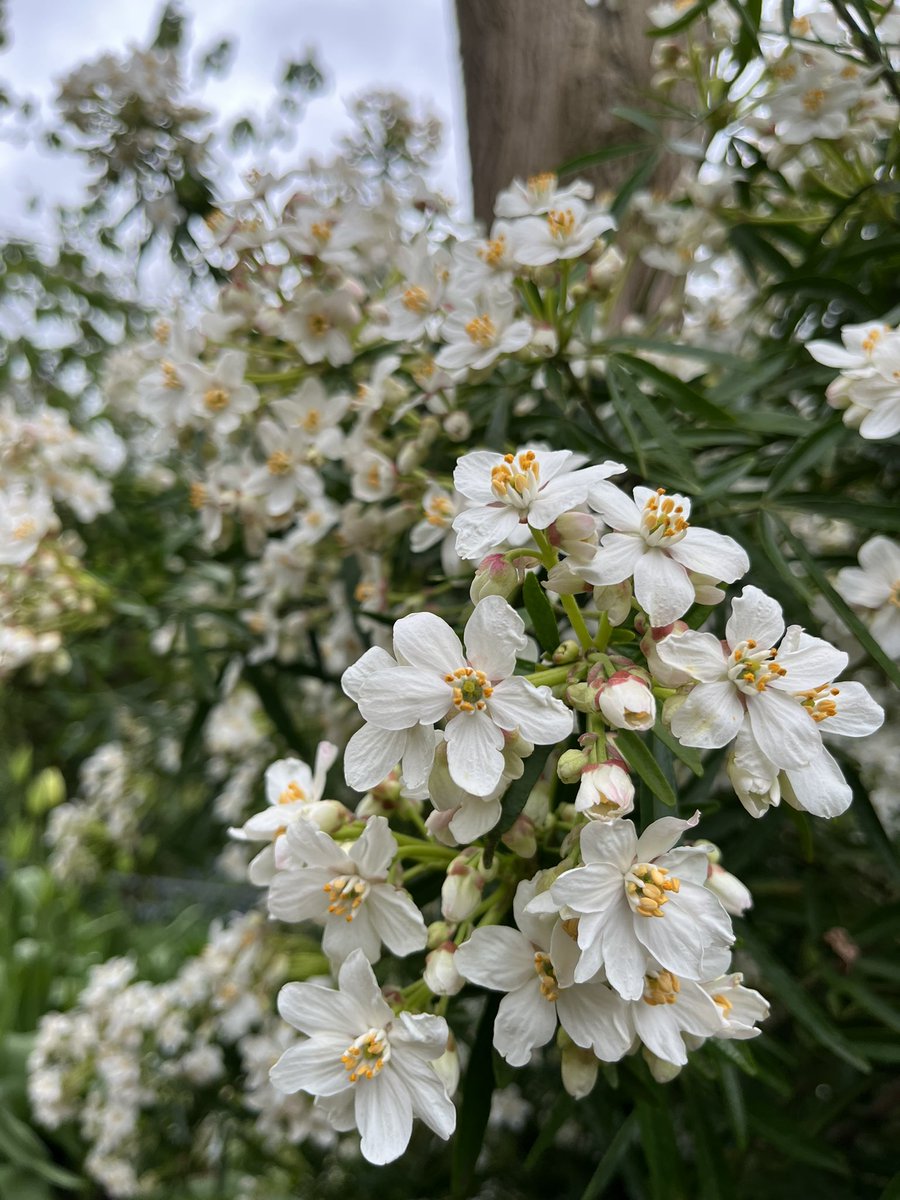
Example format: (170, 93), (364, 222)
(0, 0), (470, 239)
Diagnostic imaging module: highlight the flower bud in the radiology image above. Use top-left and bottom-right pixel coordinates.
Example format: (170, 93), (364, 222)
(566, 681), (598, 713)
(552, 639), (581, 665)
(441, 857), (483, 922)
(469, 554), (520, 604)
(643, 1048), (682, 1083)
(726, 750), (780, 819)
(595, 670), (656, 731)
(559, 1031), (599, 1099)
(426, 921), (454, 951)
(557, 748), (590, 784)
(593, 581), (633, 626)
(641, 620), (692, 687)
(305, 799), (353, 834)
(425, 808), (458, 847)
(501, 812), (537, 858)
(432, 1034), (460, 1095)
(424, 943), (465, 996)
(706, 862), (753, 916)
(443, 411), (471, 442)
(574, 762), (634, 820)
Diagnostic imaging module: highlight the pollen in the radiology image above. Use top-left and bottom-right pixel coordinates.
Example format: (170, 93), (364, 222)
(341, 1028), (391, 1082)
(547, 209), (576, 240)
(490, 450), (540, 500)
(641, 488), (690, 543)
(303, 409), (321, 433)
(798, 684), (841, 723)
(307, 313), (331, 337)
(189, 482), (207, 509)
(161, 361), (182, 390)
(802, 88), (826, 114)
(426, 495), (454, 526)
(402, 285), (429, 312)
(323, 874), (370, 921)
(534, 952), (559, 1003)
(478, 234), (507, 267)
(861, 327), (888, 354)
(527, 172), (557, 197)
(310, 221), (332, 244)
(278, 781), (307, 804)
(267, 450), (293, 475)
(643, 970), (681, 1006)
(627, 863), (680, 918)
(445, 665), (493, 712)
(712, 991), (733, 1016)
(464, 314), (497, 346)
(203, 386), (230, 412)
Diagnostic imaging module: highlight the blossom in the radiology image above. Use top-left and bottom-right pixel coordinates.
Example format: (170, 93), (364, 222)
(355, 596), (572, 797)
(834, 536), (900, 658)
(228, 744), (346, 885)
(269, 378), (349, 460)
(573, 761), (635, 820)
(280, 287), (360, 366)
(807, 319), (900, 439)
(270, 949), (455, 1164)
(527, 814), (733, 999)
(513, 200), (616, 267)
(182, 349), (258, 437)
(267, 816), (427, 967)
(452, 447), (624, 561)
(494, 172), (593, 218)
(0, 486), (57, 566)
(583, 486), (748, 627)
(620, 970), (735, 1069)
(435, 285), (532, 374)
(455, 879), (632, 1066)
(656, 585), (882, 773)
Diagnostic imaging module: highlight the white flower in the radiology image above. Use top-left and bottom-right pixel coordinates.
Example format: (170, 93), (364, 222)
(527, 814), (733, 999)
(452, 447), (624, 561)
(280, 287), (360, 366)
(355, 596), (572, 797)
(248, 419), (324, 516)
(270, 949), (455, 1165)
(455, 879), (632, 1067)
(494, 173), (593, 218)
(427, 731), (533, 842)
(620, 970), (732, 1068)
(268, 816), (427, 967)
(269, 378), (349, 460)
(583, 486), (748, 627)
(0, 486), (57, 565)
(657, 585), (883, 773)
(228, 744), (344, 885)
(182, 349), (258, 437)
(696, 973), (769, 1041)
(574, 761), (635, 820)
(341, 647), (439, 793)
(595, 669), (657, 731)
(705, 863), (752, 917)
(435, 285), (532, 374)
(834, 535), (900, 658)
(513, 200), (616, 267)
(807, 320), (900, 440)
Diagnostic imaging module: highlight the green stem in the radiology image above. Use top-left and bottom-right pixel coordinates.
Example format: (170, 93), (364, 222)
(529, 526), (593, 652)
(595, 612), (611, 652)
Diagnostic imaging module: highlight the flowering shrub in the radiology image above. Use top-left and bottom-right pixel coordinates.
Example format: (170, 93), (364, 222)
(2, 2), (900, 1197)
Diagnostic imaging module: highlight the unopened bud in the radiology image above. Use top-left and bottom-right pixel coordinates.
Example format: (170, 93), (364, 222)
(305, 799), (353, 834)
(643, 1048), (682, 1083)
(426, 921), (454, 951)
(432, 1034), (460, 1095)
(574, 762), (634, 820)
(470, 554), (520, 603)
(557, 748), (590, 784)
(706, 862), (753, 916)
(593, 581), (632, 626)
(566, 681), (598, 713)
(424, 944), (464, 995)
(552, 639), (581, 665)
(501, 813), (537, 858)
(596, 670), (656, 731)
(641, 621), (692, 687)
(559, 1031), (599, 1099)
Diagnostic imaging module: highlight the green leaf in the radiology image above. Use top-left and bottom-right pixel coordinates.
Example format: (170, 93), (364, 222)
(739, 924), (871, 1073)
(748, 1112), (850, 1177)
(451, 994), (500, 1198)
(523, 1090), (574, 1169)
(581, 1109), (639, 1200)
(766, 416), (845, 496)
(484, 744), (557, 866)
(652, 718), (703, 778)
(556, 141), (649, 178)
(523, 572), (560, 654)
(619, 355), (735, 425)
(773, 495), (900, 533)
(776, 520), (900, 689)
(607, 360), (700, 490)
(615, 730), (677, 808)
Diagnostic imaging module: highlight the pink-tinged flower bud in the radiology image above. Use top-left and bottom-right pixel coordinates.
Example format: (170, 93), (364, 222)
(588, 245), (625, 290)
(559, 1032), (599, 1099)
(501, 812), (537, 858)
(593, 582), (633, 626)
(432, 1034), (460, 1095)
(441, 855), (484, 922)
(443, 411), (472, 442)
(706, 862), (753, 916)
(557, 748), (590, 784)
(552, 511), (597, 543)
(469, 554), (520, 603)
(424, 943), (465, 996)
(425, 808), (458, 847)
(641, 621), (692, 687)
(595, 670), (656, 731)
(574, 761), (635, 819)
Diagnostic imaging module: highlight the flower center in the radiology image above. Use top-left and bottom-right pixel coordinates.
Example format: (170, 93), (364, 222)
(490, 450), (540, 506)
(310, 221), (332, 244)
(889, 581), (900, 609)
(444, 666), (494, 713)
(712, 991), (733, 1016)
(278, 781), (307, 804)
(641, 488), (689, 545)
(861, 326), (889, 354)
(341, 1028), (391, 1082)
(465, 314), (497, 346)
(727, 639), (787, 695)
(302, 409), (321, 433)
(547, 208), (576, 240)
(189, 482), (207, 509)
(478, 234), (507, 267)
(323, 874), (370, 920)
(267, 449), (293, 475)
(527, 172), (557, 200)
(402, 285), (429, 312)
(642, 970), (681, 1006)
(534, 952), (559, 1002)
(203, 386), (230, 412)
(12, 518), (36, 540)
(307, 313), (331, 336)
(798, 684), (840, 723)
(626, 863), (680, 918)
(426, 495), (454, 526)
(802, 88), (826, 114)
(161, 361), (181, 390)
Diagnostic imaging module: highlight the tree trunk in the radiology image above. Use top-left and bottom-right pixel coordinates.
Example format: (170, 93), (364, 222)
(456, 0), (662, 225)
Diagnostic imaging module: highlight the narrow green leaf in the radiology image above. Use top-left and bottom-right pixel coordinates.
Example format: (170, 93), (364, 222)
(451, 994), (500, 1198)
(749, 1112), (850, 1177)
(844, 762), (900, 877)
(739, 924), (871, 1073)
(523, 1091), (574, 1169)
(581, 1110), (639, 1200)
(774, 495), (900, 533)
(620, 354), (735, 425)
(607, 361), (700, 490)
(616, 730), (677, 808)
(488, 743), (556, 856)
(523, 572), (560, 654)
(717, 1059), (748, 1150)
(766, 416), (845, 496)
(556, 141), (649, 178)
(652, 718), (703, 778)
(777, 520), (900, 689)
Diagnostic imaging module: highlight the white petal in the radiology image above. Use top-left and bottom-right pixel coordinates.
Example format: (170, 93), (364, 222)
(324, 907), (382, 966)
(455, 927), (535, 991)
(557, 984), (631, 1060)
(453, 451), (503, 503)
(632, 1002), (687, 1066)
(580, 533), (645, 586)
(401, 724), (438, 792)
(834, 565), (890, 607)
(269, 1036), (351, 1096)
(464, 596), (526, 679)
(392, 612), (465, 674)
(633, 549), (696, 626)
(634, 811), (699, 862)
(579, 818), (638, 870)
(655, 631), (727, 683)
(747, 689), (821, 769)
(277, 981), (359, 1038)
(669, 681), (745, 748)
(783, 748), (852, 818)
(445, 711), (505, 796)
(493, 980), (558, 1066)
(344, 723), (407, 791)
(596, 903), (648, 999)
(358, 666), (450, 729)
(451, 505), (521, 560)
(668, 527), (749, 582)
(587, 486), (642, 532)
(355, 1068), (414, 1164)
(552, 862), (624, 914)
(858, 535), (900, 584)
(394, 1010), (451, 1060)
(265, 757), (314, 804)
(268, 867), (331, 923)
(487, 676), (573, 743)
(391, 1047), (457, 1140)
(449, 795), (502, 842)
(367, 885), (428, 956)
(726, 586), (784, 650)
(341, 645), (397, 702)
(352, 816), (397, 877)
(820, 681), (884, 737)
(774, 631), (847, 689)
(338, 949), (394, 1024)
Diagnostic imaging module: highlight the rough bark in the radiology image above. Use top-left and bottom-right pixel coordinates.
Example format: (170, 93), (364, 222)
(456, 0), (663, 225)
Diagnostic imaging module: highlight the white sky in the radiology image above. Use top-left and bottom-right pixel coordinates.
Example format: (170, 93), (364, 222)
(0, 0), (470, 238)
